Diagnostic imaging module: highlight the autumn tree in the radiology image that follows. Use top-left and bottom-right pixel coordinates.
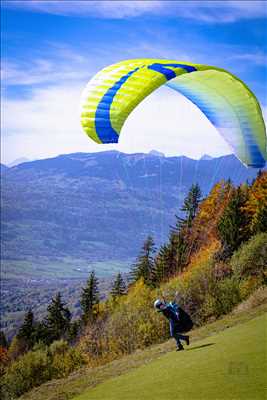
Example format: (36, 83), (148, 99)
(188, 180), (233, 254)
(243, 171), (267, 234)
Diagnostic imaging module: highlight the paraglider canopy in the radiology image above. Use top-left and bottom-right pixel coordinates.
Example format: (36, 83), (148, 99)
(80, 59), (266, 168)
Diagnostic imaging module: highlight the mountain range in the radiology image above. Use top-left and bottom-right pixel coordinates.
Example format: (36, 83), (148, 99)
(1, 151), (263, 267)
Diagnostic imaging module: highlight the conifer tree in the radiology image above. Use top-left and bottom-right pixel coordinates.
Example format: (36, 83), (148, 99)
(45, 292), (71, 343)
(153, 244), (172, 285)
(217, 186), (249, 258)
(130, 235), (156, 286)
(172, 231), (188, 271)
(111, 272), (127, 297)
(0, 331), (8, 349)
(17, 309), (36, 351)
(81, 270), (99, 323)
(181, 183), (202, 226)
(67, 320), (80, 343)
(153, 230), (188, 286)
(33, 321), (50, 345)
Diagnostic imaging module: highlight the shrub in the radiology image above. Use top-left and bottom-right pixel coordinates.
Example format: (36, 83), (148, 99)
(2, 340), (86, 398)
(208, 277), (241, 318)
(49, 339), (85, 378)
(239, 276), (263, 300)
(7, 336), (27, 361)
(161, 259), (216, 325)
(3, 349), (51, 398)
(79, 280), (167, 365)
(230, 233), (267, 282)
(162, 258), (241, 324)
(0, 347), (9, 377)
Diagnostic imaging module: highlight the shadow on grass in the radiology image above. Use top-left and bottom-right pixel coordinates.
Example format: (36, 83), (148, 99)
(186, 343), (215, 351)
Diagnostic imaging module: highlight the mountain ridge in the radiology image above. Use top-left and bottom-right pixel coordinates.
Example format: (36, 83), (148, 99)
(1, 151), (264, 265)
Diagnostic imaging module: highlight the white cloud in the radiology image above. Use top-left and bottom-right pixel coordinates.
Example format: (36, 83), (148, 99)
(1, 82), (233, 164)
(229, 51), (267, 66)
(1, 46), (95, 87)
(3, 0), (267, 22)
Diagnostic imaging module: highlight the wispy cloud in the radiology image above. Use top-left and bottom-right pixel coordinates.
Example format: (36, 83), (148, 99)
(229, 51), (267, 66)
(3, 38), (265, 93)
(1, 45), (95, 88)
(3, 1), (267, 23)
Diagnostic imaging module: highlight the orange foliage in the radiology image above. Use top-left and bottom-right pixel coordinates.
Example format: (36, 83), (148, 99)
(186, 180), (233, 259)
(189, 240), (220, 270)
(242, 171), (267, 233)
(0, 346), (9, 376)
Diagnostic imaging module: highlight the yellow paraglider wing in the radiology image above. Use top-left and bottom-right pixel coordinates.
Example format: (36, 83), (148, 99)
(80, 59), (266, 168)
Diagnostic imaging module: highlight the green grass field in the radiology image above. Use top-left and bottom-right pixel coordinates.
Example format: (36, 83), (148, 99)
(74, 314), (266, 400)
(2, 258), (131, 280)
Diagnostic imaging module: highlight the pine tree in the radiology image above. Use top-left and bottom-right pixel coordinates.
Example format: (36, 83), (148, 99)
(111, 272), (127, 298)
(34, 321), (50, 345)
(181, 183), (202, 226)
(173, 231), (188, 272)
(0, 331), (8, 349)
(153, 244), (172, 285)
(154, 231), (188, 284)
(81, 270), (99, 323)
(17, 309), (36, 351)
(67, 320), (80, 343)
(45, 292), (71, 343)
(166, 233), (180, 274)
(130, 236), (156, 286)
(217, 186), (249, 258)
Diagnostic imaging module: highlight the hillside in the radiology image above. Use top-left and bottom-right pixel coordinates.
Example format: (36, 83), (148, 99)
(19, 302), (267, 400)
(75, 315), (266, 400)
(1, 151), (261, 265)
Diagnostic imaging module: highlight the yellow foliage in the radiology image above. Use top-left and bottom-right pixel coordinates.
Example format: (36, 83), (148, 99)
(239, 276), (263, 300)
(242, 171), (267, 233)
(189, 240), (220, 270)
(187, 180), (233, 260)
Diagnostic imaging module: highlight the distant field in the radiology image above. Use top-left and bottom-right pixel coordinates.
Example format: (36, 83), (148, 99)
(75, 314), (266, 400)
(2, 258), (132, 280)
(1, 258), (132, 338)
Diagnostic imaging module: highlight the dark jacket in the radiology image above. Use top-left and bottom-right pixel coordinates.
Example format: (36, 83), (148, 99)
(160, 302), (193, 333)
(161, 303), (180, 323)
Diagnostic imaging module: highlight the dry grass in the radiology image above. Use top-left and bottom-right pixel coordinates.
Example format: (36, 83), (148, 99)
(232, 286), (267, 314)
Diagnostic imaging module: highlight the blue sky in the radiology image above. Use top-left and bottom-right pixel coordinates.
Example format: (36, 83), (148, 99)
(1, 1), (267, 164)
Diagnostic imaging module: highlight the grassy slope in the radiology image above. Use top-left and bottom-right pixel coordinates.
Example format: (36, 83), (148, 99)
(74, 314), (266, 400)
(20, 302), (267, 400)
